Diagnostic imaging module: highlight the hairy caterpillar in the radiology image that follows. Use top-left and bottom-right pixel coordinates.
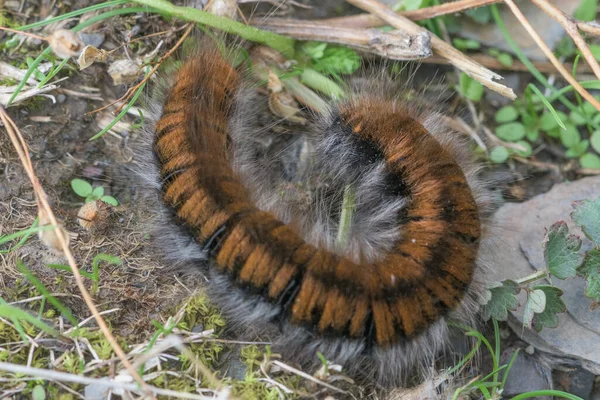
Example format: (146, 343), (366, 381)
(136, 36), (494, 387)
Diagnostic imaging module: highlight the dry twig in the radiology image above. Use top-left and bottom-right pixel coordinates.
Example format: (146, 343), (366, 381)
(503, 0), (600, 112)
(0, 106), (155, 398)
(255, 19), (431, 60)
(318, 0), (502, 29)
(344, 0), (516, 99)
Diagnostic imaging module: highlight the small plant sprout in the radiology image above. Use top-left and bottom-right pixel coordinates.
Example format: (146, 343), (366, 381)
(71, 178), (118, 206)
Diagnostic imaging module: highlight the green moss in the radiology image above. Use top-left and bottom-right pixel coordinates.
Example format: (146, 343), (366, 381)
(180, 294), (226, 333)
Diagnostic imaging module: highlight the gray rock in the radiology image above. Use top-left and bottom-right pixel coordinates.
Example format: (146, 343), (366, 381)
(554, 366), (595, 399)
(490, 176), (600, 374)
(79, 33), (105, 49)
(500, 347), (552, 399)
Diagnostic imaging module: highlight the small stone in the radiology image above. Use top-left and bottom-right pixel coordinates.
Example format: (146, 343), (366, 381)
(525, 345), (535, 355)
(57, 94), (66, 104)
(79, 32), (105, 48)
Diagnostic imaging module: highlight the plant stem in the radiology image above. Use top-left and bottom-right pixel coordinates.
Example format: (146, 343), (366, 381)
(515, 269), (549, 285)
(132, 0), (295, 57)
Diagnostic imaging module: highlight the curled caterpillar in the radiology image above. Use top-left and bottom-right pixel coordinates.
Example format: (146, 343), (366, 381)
(137, 37), (494, 386)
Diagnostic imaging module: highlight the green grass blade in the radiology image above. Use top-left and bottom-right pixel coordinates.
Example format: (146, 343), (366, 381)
(47, 264), (94, 280)
(89, 74), (148, 140)
(17, 260), (78, 326)
(0, 218), (43, 253)
(132, 0), (295, 57)
(500, 348), (520, 390)
(0, 297), (29, 341)
(527, 84), (566, 130)
(0, 303), (59, 337)
(510, 390), (584, 400)
(91, 254), (121, 295)
(16, 0), (129, 31)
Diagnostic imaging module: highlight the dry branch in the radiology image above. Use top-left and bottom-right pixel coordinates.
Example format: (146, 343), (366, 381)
(315, 0), (502, 29)
(344, 0), (516, 99)
(256, 19), (431, 60)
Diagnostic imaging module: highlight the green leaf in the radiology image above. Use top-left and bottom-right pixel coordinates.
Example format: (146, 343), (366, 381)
(570, 110), (588, 126)
(575, 0), (598, 22)
(544, 221), (582, 279)
(580, 152), (600, 169)
(490, 146), (509, 163)
(582, 99), (599, 115)
(483, 280), (520, 321)
(513, 140), (533, 157)
(559, 122), (581, 148)
(526, 128), (540, 142)
(577, 249), (600, 302)
(591, 131), (600, 153)
(565, 139), (589, 158)
(495, 122), (526, 142)
(91, 186), (104, 198)
(459, 72), (484, 102)
(495, 105), (519, 123)
(100, 196), (119, 206)
(539, 111), (565, 131)
(531, 285), (566, 332)
(313, 46), (361, 75)
(571, 197), (600, 245)
(452, 38), (480, 51)
(496, 52), (513, 67)
(71, 178), (93, 197)
(300, 41), (327, 60)
(523, 288), (546, 329)
(32, 385), (46, 400)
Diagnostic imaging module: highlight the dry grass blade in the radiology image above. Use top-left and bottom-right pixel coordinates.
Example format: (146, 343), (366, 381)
(317, 0), (502, 29)
(531, 0), (600, 80)
(0, 106), (156, 398)
(503, 0), (600, 112)
(344, 0), (516, 99)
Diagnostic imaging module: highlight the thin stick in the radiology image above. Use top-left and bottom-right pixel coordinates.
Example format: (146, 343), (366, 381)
(0, 362), (217, 400)
(503, 0), (600, 112)
(578, 21), (600, 36)
(0, 26), (46, 41)
(316, 0), (502, 29)
(0, 107), (155, 398)
(531, 0), (600, 81)
(345, 0), (516, 99)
